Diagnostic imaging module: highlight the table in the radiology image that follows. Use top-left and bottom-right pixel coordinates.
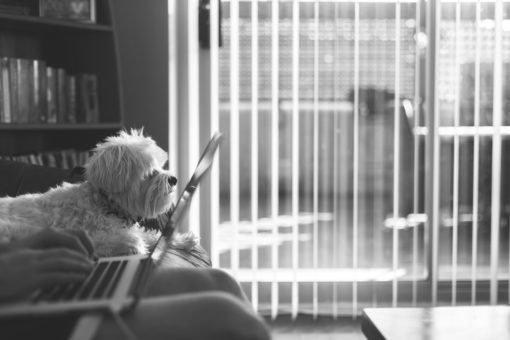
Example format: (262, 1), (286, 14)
(361, 305), (510, 340)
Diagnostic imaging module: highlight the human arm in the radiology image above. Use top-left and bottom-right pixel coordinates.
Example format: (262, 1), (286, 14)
(0, 228), (95, 302)
(2, 228), (95, 257)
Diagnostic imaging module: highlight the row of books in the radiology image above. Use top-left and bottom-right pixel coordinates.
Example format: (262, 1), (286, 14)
(0, 0), (95, 23)
(0, 0), (38, 16)
(0, 148), (93, 169)
(0, 57), (100, 124)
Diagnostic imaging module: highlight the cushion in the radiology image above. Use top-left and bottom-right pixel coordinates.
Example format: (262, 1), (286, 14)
(0, 160), (84, 197)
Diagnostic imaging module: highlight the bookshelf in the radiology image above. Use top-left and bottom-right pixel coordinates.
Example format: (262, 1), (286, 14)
(0, 0), (123, 161)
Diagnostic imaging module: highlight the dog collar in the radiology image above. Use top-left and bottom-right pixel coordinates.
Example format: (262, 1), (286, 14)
(97, 188), (141, 225)
(97, 187), (163, 231)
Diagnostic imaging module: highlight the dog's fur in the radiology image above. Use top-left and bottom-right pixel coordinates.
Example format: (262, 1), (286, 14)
(0, 129), (196, 257)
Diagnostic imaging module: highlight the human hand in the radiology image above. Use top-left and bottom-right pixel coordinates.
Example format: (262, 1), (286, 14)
(0, 247), (94, 302)
(0, 229), (96, 302)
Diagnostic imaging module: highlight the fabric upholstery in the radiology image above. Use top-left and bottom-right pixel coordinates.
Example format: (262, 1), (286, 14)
(0, 160), (84, 197)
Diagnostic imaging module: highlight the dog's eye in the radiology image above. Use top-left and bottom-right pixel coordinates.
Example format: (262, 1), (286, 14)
(147, 169), (157, 178)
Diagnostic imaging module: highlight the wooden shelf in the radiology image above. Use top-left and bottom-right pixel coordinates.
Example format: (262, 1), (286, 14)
(0, 12), (113, 32)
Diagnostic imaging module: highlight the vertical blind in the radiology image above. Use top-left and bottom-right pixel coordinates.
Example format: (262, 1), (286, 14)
(169, 0), (510, 319)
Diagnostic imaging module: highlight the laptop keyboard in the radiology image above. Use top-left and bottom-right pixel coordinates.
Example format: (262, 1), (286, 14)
(32, 260), (129, 303)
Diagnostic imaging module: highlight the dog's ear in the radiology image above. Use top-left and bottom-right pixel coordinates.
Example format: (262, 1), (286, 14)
(85, 144), (142, 194)
(131, 127), (144, 136)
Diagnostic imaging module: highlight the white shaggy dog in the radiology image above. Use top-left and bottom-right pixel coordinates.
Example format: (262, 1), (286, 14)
(0, 129), (193, 257)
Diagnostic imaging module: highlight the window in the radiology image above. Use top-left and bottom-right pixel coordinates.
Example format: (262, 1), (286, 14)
(169, 0), (510, 318)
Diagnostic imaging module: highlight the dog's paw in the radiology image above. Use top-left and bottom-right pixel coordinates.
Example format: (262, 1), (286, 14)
(171, 231), (199, 251)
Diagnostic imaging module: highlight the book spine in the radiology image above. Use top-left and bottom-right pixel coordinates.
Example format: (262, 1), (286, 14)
(46, 66), (57, 123)
(69, 150), (78, 168)
(40, 152), (49, 166)
(1, 58), (11, 123)
(0, 58), (3, 123)
(77, 150), (86, 165)
(59, 150), (69, 169)
(76, 73), (86, 123)
(56, 67), (66, 123)
(17, 58), (30, 123)
(0, 0), (39, 16)
(36, 60), (47, 123)
(40, 0), (95, 22)
(47, 152), (56, 167)
(67, 74), (76, 123)
(35, 152), (43, 165)
(28, 154), (38, 165)
(28, 59), (44, 123)
(84, 74), (99, 123)
(27, 59), (36, 123)
(8, 58), (18, 123)
(0, 58), (101, 126)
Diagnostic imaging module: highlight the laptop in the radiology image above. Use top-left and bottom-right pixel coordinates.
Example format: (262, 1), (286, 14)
(0, 132), (223, 318)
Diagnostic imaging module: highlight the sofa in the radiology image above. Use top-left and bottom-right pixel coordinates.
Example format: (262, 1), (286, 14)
(0, 159), (211, 268)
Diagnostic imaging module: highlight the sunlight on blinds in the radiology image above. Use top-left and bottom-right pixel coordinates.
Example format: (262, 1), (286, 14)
(189, 0), (510, 318)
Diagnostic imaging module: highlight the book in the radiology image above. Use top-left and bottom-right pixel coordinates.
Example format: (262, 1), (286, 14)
(34, 153), (44, 165)
(77, 150), (86, 165)
(0, 58), (10, 123)
(66, 74), (77, 123)
(0, 57), (48, 124)
(46, 152), (56, 167)
(16, 58), (30, 123)
(26, 59), (36, 123)
(82, 73), (99, 123)
(75, 74), (86, 123)
(0, 58), (4, 123)
(39, 152), (50, 166)
(52, 150), (63, 168)
(56, 67), (67, 123)
(8, 58), (18, 123)
(0, 58), (101, 126)
(28, 154), (38, 165)
(0, 79), (2, 123)
(0, 0), (39, 16)
(8, 149), (91, 168)
(46, 66), (57, 123)
(29, 59), (47, 123)
(39, 0), (95, 23)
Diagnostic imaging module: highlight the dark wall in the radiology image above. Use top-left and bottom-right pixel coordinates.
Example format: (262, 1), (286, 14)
(110, 0), (169, 149)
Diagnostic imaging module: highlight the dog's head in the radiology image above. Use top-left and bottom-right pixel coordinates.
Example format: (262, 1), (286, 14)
(85, 129), (177, 219)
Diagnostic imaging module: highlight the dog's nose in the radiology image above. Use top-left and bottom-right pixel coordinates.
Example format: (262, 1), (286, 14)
(168, 176), (177, 186)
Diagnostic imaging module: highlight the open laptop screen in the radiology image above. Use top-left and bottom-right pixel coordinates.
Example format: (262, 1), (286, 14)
(152, 131), (222, 260)
(131, 132), (223, 304)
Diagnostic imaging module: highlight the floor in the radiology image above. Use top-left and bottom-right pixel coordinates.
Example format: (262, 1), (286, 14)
(266, 314), (365, 340)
